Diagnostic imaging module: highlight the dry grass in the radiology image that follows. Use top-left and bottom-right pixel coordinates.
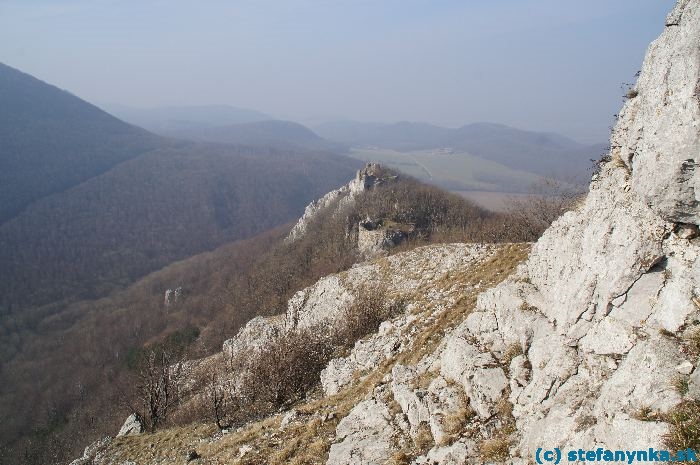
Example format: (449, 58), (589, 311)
(664, 400), (700, 453)
(400, 244), (530, 367)
(574, 414), (597, 432)
(501, 342), (524, 372)
(439, 403), (475, 446)
(660, 328), (679, 339)
(412, 368), (439, 390)
(683, 327), (700, 357)
(495, 397), (514, 419)
(388, 451), (412, 465)
(610, 150), (630, 172)
(673, 376), (690, 396)
(413, 423), (435, 455)
(478, 390), (517, 463)
(100, 243), (531, 464)
(480, 437), (511, 462)
(633, 406), (661, 422)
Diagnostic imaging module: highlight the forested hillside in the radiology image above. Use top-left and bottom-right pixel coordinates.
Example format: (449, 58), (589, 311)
(0, 63), (163, 223)
(0, 143), (359, 312)
(0, 63), (363, 315)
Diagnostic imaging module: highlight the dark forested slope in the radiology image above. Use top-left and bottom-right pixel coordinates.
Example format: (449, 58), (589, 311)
(0, 62), (163, 223)
(0, 142), (360, 312)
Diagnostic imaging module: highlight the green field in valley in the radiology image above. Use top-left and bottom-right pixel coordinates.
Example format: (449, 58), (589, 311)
(348, 147), (543, 194)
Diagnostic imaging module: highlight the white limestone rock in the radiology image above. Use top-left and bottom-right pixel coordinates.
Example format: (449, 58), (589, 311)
(69, 437), (111, 465)
(688, 365), (700, 399)
(676, 360), (694, 375)
(222, 316), (283, 360)
(439, 336), (507, 418)
(595, 338), (683, 415)
(286, 163), (384, 242)
(327, 399), (397, 465)
(321, 358), (356, 396)
(414, 439), (477, 465)
(594, 414), (669, 450)
(391, 365), (431, 437)
(116, 413), (142, 437)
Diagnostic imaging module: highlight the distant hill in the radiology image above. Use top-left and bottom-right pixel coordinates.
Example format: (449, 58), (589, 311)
(0, 63), (163, 224)
(315, 120), (452, 150)
(166, 120), (348, 152)
(446, 123), (606, 182)
(104, 103), (272, 134)
(315, 120), (606, 184)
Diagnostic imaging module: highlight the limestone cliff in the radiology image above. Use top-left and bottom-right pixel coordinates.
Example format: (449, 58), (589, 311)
(286, 162), (386, 242)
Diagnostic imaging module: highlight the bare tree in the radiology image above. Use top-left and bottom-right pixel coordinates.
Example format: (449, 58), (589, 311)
(506, 178), (584, 241)
(136, 349), (184, 431)
(206, 371), (228, 430)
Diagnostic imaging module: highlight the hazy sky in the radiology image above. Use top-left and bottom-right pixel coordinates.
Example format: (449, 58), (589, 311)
(0, 0), (672, 143)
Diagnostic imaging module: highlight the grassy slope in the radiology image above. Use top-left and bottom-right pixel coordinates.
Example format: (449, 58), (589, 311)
(97, 244), (530, 465)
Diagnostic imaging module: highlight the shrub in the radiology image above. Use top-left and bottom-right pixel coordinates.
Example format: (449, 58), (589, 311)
(228, 286), (398, 423)
(504, 177), (583, 241)
(339, 286), (403, 347)
(135, 349), (184, 431)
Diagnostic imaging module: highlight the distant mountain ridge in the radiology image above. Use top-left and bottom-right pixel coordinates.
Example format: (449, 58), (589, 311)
(163, 120), (348, 152)
(315, 120), (606, 182)
(104, 103), (272, 133)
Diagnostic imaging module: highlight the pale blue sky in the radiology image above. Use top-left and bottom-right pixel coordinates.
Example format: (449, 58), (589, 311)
(0, 0), (673, 142)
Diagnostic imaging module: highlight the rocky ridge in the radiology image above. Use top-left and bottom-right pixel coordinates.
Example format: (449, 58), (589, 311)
(285, 162), (385, 242)
(71, 2), (700, 464)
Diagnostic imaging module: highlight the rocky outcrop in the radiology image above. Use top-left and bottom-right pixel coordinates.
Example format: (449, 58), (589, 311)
(286, 163), (385, 242)
(163, 286), (182, 308)
(116, 413), (143, 437)
(222, 315), (283, 359)
(486, 3), (700, 456)
(357, 218), (410, 257)
(327, 398), (397, 465)
(68, 437), (112, 465)
(285, 243), (503, 333)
